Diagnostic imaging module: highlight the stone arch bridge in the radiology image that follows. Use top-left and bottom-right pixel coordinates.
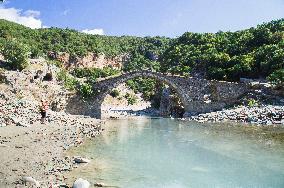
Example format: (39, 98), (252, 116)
(91, 70), (249, 119)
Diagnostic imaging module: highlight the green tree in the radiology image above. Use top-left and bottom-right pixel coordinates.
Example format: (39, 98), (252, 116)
(0, 38), (30, 70)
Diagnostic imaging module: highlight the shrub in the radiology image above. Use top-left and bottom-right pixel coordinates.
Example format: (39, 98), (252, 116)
(267, 69), (284, 87)
(0, 38), (30, 70)
(110, 89), (120, 98)
(57, 70), (78, 90)
(47, 60), (63, 68)
(72, 67), (121, 86)
(78, 83), (93, 99)
(72, 67), (120, 79)
(125, 93), (138, 105)
(248, 98), (258, 107)
(126, 78), (156, 100)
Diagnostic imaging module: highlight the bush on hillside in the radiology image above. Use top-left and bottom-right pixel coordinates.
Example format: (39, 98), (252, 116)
(57, 70), (78, 90)
(72, 67), (120, 79)
(125, 93), (137, 105)
(78, 83), (93, 99)
(110, 89), (120, 98)
(0, 38), (30, 70)
(267, 69), (284, 87)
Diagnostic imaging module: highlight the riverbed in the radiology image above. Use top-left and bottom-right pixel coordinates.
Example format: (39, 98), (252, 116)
(67, 118), (284, 188)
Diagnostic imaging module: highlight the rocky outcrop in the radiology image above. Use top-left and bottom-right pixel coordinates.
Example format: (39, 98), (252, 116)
(0, 61), (100, 131)
(48, 52), (128, 70)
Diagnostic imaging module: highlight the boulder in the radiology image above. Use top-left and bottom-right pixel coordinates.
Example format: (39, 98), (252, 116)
(73, 178), (90, 188)
(74, 156), (90, 163)
(22, 176), (40, 187)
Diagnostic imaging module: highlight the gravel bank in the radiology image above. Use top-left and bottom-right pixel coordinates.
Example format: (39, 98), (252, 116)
(188, 105), (284, 125)
(0, 119), (102, 188)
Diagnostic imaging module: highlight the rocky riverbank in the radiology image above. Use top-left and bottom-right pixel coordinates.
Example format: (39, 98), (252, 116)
(102, 106), (160, 119)
(0, 86), (102, 187)
(0, 65), (103, 187)
(0, 88), (102, 187)
(188, 105), (284, 125)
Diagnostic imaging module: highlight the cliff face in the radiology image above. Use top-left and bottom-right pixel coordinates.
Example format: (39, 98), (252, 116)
(48, 52), (128, 70)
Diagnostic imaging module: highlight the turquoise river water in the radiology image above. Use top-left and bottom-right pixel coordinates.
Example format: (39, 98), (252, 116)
(68, 118), (284, 188)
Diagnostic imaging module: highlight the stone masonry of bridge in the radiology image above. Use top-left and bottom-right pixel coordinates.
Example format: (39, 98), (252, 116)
(90, 70), (249, 119)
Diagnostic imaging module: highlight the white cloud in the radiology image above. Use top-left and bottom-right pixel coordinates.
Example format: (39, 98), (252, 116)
(0, 7), (42, 29)
(82, 28), (104, 35)
(24, 10), (40, 18)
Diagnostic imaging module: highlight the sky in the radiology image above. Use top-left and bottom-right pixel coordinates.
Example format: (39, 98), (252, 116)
(0, 0), (283, 37)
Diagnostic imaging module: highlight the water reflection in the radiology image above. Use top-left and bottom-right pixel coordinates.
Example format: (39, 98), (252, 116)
(101, 118), (150, 145)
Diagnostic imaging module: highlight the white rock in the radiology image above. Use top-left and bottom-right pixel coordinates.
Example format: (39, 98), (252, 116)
(22, 176), (40, 187)
(73, 178), (90, 188)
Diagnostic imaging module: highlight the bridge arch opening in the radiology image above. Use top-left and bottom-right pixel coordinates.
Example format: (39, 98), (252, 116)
(96, 71), (187, 119)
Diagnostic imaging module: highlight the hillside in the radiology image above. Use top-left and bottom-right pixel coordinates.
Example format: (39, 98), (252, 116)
(162, 19), (284, 81)
(0, 19), (283, 102)
(0, 18), (283, 80)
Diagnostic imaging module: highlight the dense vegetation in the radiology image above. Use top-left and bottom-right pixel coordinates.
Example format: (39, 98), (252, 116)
(57, 67), (121, 99)
(162, 20), (284, 82)
(0, 38), (30, 70)
(0, 19), (170, 59)
(0, 18), (283, 100)
(72, 67), (121, 84)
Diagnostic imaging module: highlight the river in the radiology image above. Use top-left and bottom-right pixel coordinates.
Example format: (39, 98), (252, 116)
(67, 118), (284, 188)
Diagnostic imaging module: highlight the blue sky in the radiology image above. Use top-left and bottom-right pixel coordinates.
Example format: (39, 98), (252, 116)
(0, 0), (284, 37)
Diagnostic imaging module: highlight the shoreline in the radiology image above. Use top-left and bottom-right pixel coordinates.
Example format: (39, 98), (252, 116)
(187, 105), (284, 125)
(1, 112), (284, 187)
(101, 104), (284, 126)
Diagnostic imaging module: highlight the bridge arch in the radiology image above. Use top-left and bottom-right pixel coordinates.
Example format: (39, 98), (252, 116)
(92, 71), (187, 118)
